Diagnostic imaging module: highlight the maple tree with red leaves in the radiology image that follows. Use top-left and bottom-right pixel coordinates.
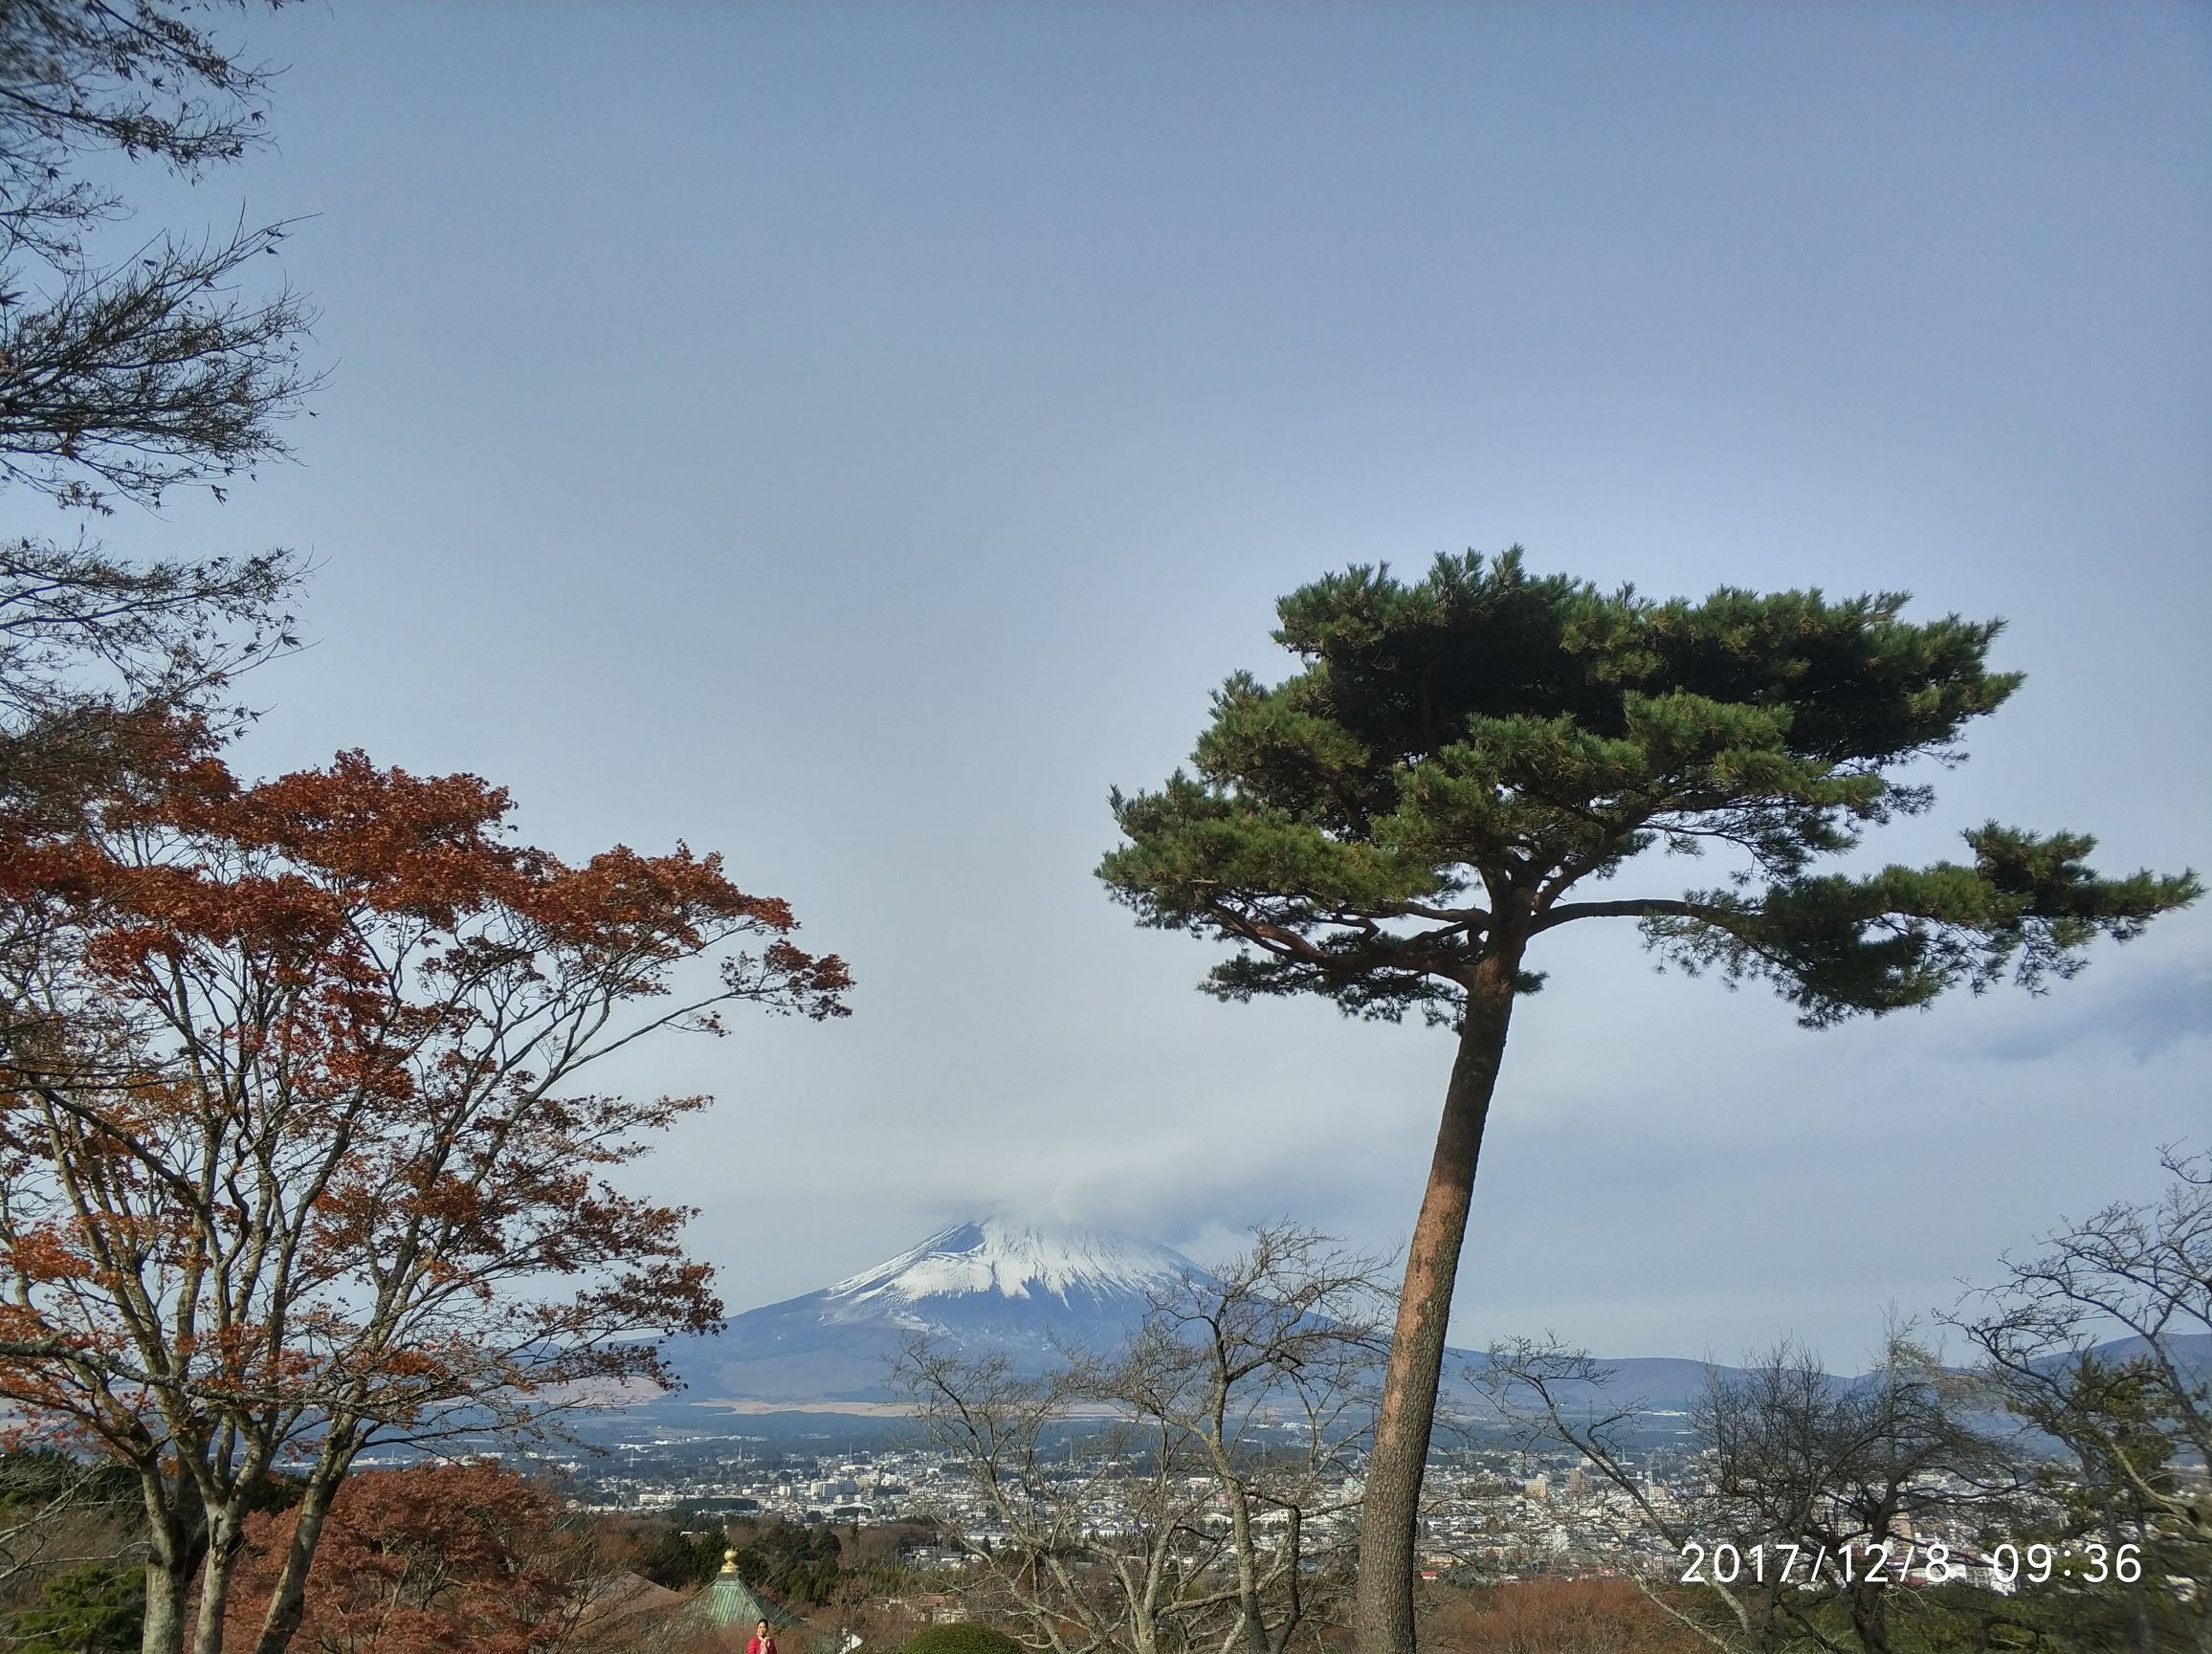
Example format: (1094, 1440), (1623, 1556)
(225, 1464), (608, 1654)
(0, 722), (850, 1654)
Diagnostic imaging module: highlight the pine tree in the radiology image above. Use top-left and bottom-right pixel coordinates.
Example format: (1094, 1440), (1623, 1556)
(1096, 549), (2201, 1654)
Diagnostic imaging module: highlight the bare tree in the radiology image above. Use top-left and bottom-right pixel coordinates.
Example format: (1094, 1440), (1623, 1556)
(0, 0), (312, 777)
(1951, 1149), (2212, 1653)
(1478, 1331), (2026, 1654)
(0, 0), (313, 1048)
(1, 0), (314, 514)
(0, 222), (313, 514)
(0, 536), (297, 718)
(0, 1449), (144, 1610)
(1956, 1149), (2210, 1539)
(895, 1226), (1389, 1654)
(0, 0), (313, 853)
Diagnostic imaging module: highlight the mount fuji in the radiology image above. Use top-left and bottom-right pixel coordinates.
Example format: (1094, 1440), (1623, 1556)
(650, 1219), (1734, 1414)
(658, 1219), (1207, 1403)
(630, 1219), (2212, 1422)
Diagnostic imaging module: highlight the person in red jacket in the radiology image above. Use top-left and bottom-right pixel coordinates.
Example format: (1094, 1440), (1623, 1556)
(747, 1618), (779, 1654)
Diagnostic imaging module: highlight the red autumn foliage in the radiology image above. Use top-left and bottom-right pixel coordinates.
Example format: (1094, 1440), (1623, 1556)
(227, 1465), (586, 1654)
(0, 719), (850, 1654)
(1422, 1577), (1711, 1654)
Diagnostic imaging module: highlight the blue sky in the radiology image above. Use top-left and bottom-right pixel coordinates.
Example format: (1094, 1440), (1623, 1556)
(77, 1), (2210, 1366)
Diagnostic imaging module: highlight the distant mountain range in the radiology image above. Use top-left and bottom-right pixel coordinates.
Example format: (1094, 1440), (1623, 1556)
(643, 1217), (2210, 1422)
(651, 1219), (1768, 1416)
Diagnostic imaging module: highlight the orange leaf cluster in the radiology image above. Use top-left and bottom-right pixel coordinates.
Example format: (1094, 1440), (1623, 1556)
(225, 1465), (581, 1654)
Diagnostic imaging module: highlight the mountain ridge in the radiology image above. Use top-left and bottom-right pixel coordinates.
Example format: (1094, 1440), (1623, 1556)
(644, 1218), (2212, 1416)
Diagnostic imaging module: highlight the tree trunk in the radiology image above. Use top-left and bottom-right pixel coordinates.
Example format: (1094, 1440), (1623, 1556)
(143, 1555), (192, 1654)
(249, 1429), (356, 1654)
(141, 1474), (206, 1654)
(192, 1511), (248, 1654)
(1352, 962), (1517, 1654)
(1845, 1584), (1891, 1654)
(2121, 1497), (2154, 1654)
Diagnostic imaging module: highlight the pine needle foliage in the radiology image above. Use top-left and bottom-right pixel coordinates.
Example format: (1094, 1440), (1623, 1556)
(1100, 548), (2199, 1029)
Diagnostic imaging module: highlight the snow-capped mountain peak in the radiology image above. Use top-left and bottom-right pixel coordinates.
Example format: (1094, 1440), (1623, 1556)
(653, 1218), (1209, 1404)
(825, 1217), (1199, 1310)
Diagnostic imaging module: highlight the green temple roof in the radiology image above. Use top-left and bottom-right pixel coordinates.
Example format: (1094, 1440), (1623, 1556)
(655, 1554), (800, 1645)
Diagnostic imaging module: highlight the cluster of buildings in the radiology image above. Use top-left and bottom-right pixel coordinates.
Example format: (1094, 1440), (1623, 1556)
(565, 1432), (1696, 1579)
(571, 1436), (928, 1525)
(561, 1429), (2164, 1603)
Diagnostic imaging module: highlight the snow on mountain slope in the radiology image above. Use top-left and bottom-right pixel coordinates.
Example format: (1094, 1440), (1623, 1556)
(821, 1219), (1199, 1315)
(654, 1219), (1207, 1403)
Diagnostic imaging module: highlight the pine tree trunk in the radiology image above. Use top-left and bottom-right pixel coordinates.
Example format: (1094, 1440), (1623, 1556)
(1352, 961), (1517, 1654)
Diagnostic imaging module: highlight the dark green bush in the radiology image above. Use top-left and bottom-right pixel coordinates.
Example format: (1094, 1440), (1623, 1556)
(901, 1623), (1024, 1654)
(12, 1562), (144, 1654)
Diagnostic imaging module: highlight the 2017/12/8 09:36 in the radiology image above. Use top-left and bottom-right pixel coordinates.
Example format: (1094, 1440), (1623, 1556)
(1677, 1539), (2144, 1587)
